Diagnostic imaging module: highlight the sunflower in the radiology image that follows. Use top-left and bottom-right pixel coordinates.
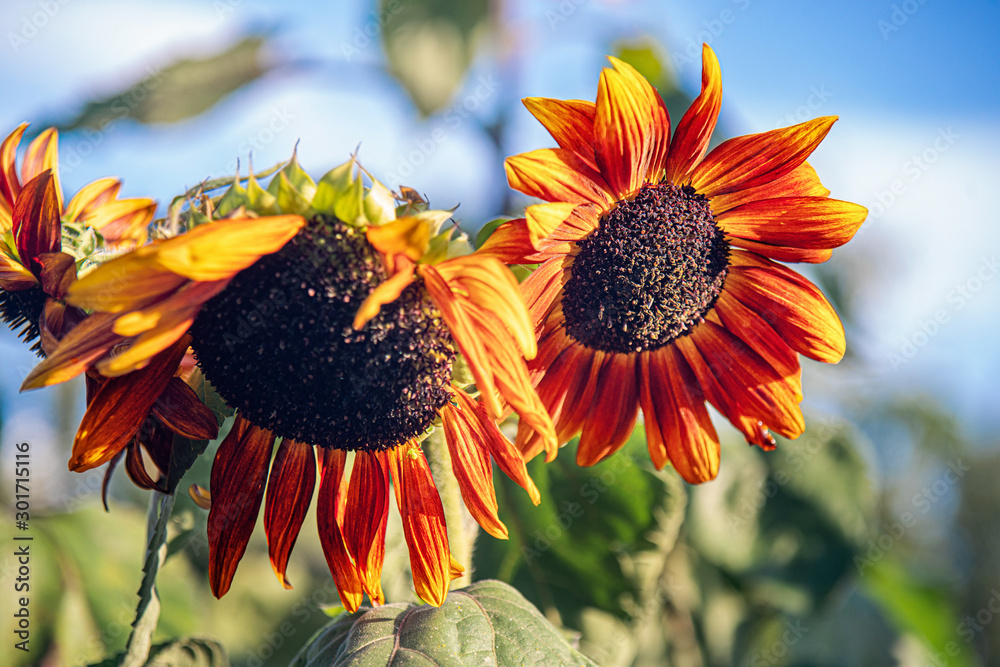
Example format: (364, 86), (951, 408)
(0, 123), (156, 351)
(479, 44), (867, 483)
(23, 154), (555, 610)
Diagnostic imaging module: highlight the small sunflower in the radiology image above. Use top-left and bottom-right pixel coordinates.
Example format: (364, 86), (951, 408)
(481, 44), (867, 482)
(0, 123), (156, 351)
(24, 153), (555, 609)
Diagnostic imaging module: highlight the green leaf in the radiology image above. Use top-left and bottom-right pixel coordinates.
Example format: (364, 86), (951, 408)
(290, 580), (597, 666)
(379, 0), (491, 116)
(89, 638), (229, 667)
(474, 217), (509, 249)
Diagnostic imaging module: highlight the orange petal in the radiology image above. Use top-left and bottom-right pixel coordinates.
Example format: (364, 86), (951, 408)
(713, 289), (799, 380)
(64, 177), (121, 222)
(263, 439), (316, 590)
(525, 202), (578, 248)
(0, 251), (37, 290)
(207, 416), (275, 598)
(0, 124), (28, 206)
(316, 448), (365, 612)
(20, 312), (123, 389)
(726, 250), (846, 363)
(717, 197), (867, 249)
(68, 256), (190, 314)
(690, 117), (837, 197)
(522, 256), (570, 332)
(388, 444), (451, 607)
(638, 348), (719, 482)
(67, 335), (189, 472)
(12, 171), (60, 273)
(441, 397), (508, 539)
(709, 161), (829, 215)
(82, 198), (156, 245)
(594, 57), (670, 198)
(342, 451), (390, 604)
(352, 257), (415, 330)
(151, 376), (220, 441)
(522, 97), (597, 166)
(666, 44), (722, 184)
(577, 353), (640, 466)
(505, 148), (613, 208)
(366, 216), (431, 266)
(21, 128), (61, 212)
(725, 237), (833, 264)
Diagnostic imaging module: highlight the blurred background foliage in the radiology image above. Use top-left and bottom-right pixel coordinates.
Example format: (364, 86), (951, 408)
(1, 0), (997, 665)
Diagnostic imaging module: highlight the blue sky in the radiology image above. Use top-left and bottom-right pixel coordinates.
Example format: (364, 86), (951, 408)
(1, 0), (997, 466)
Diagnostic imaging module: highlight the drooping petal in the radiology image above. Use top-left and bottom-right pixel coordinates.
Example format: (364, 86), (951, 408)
(207, 416), (275, 598)
(0, 252), (37, 290)
(505, 148), (614, 208)
(593, 58), (670, 198)
(263, 439), (316, 590)
(726, 250), (846, 363)
(20, 312), (122, 389)
(150, 376), (220, 441)
(440, 397), (508, 539)
(638, 348), (719, 482)
(522, 97), (597, 165)
(342, 451), (390, 604)
(124, 441), (165, 492)
(577, 353), (640, 466)
(717, 197), (867, 249)
(709, 161), (829, 215)
(352, 257), (415, 330)
(12, 171), (60, 273)
(690, 117), (837, 197)
(69, 259), (190, 314)
(316, 448), (365, 612)
(666, 44), (722, 184)
(387, 444), (452, 607)
(66, 335), (189, 471)
(366, 215), (432, 268)
(35, 251), (77, 300)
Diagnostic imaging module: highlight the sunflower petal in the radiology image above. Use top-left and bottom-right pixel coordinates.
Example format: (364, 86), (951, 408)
(316, 448), (365, 612)
(67, 335), (189, 472)
(725, 238), (833, 264)
(21, 128), (61, 211)
(12, 171), (60, 272)
(709, 161), (829, 215)
(151, 376), (220, 441)
(577, 353), (640, 466)
(64, 177), (121, 222)
(366, 215), (432, 266)
(666, 44), (722, 183)
(525, 202), (578, 248)
(0, 124), (27, 206)
(207, 416), (275, 598)
(82, 198), (156, 245)
(522, 97), (597, 165)
(343, 451), (390, 604)
(727, 250), (846, 363)
(263, 439), (316, 590)
(639, 348), (719, 482)
(505, 148), (613, 208)
(20, 312), (123, 389)
(717, 197), (867, 249)
(353, 257), (415, 330)
(691, 117), (837, 197)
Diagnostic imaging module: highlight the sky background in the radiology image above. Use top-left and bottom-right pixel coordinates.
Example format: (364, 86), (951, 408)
(1, 0), (997, 489)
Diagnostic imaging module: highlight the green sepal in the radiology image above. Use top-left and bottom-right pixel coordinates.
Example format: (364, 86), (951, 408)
(267, 149), (317, 203)
(215, 172), (250, 218)
(445, 231), (473, 259)
(245, 167), (279, 215)
(312, 159), (364, 224)
(274, 172), (313, 216)
(422, 226), (454, 265)
(363, 178), (396, 226)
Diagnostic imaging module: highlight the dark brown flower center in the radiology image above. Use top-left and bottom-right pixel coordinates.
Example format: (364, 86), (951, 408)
(189, 216), (456, 452)
(562, 182), (729, 353)
(0, 285), (47, 354)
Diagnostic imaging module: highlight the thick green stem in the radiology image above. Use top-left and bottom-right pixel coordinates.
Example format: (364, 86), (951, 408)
(423, 429), (477, 587)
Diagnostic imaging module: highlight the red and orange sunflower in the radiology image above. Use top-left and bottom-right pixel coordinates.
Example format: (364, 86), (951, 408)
(480, 44), (867, 483)
(24, 156), (555, 610)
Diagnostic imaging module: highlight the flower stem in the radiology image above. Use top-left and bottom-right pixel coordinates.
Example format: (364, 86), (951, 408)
(424, 429), (476, 587)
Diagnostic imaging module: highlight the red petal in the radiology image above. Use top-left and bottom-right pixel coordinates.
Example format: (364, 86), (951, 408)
(263, 439), (316, 590)
(207, 416), (275, 598)
(342, 451), (390, 603)
(522, 97), (597, 166)
(709, 161), (829, 215)
(388, 444), (451, 607)
(20, 312), (123, 390)
(316, 448), (365, 611)
(638, 348), (719, 482)
(0, 124), (27, 206)
(151, 377), (220, 441)
(12, 171), (60, 273)
(666, 44), (722, 184)
(522, 257), (570, 332)
(717, 197), (867, 249)
(725, 238), (833, 264)
(726, 250), (846, 362)
(505, 148), (614, 207)
(577, 353), (640, 466)
(690, 117), (837, 197)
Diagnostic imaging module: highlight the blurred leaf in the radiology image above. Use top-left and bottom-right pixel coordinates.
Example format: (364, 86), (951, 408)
(50, 35), (276, 132)
(473, 428), (684, 625)
(290, 580), (597, 666)
(474, 216), (509, 249)
(379, 0), (490, 116)
(90, 638), (229, 667)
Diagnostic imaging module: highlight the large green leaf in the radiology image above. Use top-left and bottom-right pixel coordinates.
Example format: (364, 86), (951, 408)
(290, 580), (597, 666)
